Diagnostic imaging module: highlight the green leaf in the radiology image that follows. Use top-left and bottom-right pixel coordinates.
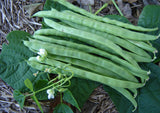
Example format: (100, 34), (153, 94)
(138, 5), (160, 35)
(136, 63), (160, 113)
(63, 89), (81, 111)
(68, 78), (99, 108)
(13, 89), (26, 108)
(0, 31), (48, 92)
(34, 79), (48, 100)
(24, 79), (34, 91)
(104, 63), (160, 113)
(44, 0), (68, 11)
(53, 103), (73, 113)
(105, 15), (131, 24)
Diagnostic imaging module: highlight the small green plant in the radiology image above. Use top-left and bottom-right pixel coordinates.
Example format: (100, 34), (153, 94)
(13, 54), (78, 113)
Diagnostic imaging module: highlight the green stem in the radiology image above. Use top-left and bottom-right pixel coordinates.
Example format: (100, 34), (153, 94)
(48, 75), (59, 84)
(26, 73), (73, 97)
(95, 3), (108, 15)
(89, 5), (92, 13)
(111, 0), (123, 16)
(60, 93), (63, 103)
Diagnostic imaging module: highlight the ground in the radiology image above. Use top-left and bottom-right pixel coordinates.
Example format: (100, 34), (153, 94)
(0, 0), (160, 112)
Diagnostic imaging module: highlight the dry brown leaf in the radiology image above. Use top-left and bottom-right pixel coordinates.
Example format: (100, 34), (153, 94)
(122, 3), (132, 18)
(23, 3), (43, 18)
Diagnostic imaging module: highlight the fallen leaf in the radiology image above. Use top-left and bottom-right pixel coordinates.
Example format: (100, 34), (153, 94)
(23, 3), (43, 18)
(122, 3), (132, 18)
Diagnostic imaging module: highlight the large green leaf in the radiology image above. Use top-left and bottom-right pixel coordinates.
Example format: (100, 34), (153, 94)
(34, 79), (48, 100)
(0, 31), (47, 92)
(105, 15), (131, 24)
(63, 89), (81, 111)
(138, 5), (160, 61)
(68, 78), (99, 108)
(53, 103), (73, 113)
(104, 63), (160, 113)
(138, 5), (160, 35)
(43, 0), (68, 11)
(136, 63), (160, 113)
(13, 89), (26, 108)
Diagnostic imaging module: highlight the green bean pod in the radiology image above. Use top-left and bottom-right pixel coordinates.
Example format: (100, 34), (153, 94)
(49, 55), (147, 84)
(24, 40), (139, 82)
(54, 0), (158, 32)
(33, 9), (157, 41)
(128, 40), (157, 53)
(47, 54), (123, 80)
(32, 35), (149, 78)
(43, 18), (140, 67)
(129, 88), (138, 98)
(112, 87), (137, 111)
(27, 57), (144, 88)
(127, 51), (153, 62)
(27, 58), (138, 111)
(62, 19), (151, 58)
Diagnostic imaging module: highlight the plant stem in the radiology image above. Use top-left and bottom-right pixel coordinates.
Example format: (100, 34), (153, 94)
(111, 0), (123, 16)
(89, 5), (92, 13)
(60, 93), (63, 103)
(26, 73), (73, 97)
(48, 75), (59, 84)
(95, 3), (108, 15)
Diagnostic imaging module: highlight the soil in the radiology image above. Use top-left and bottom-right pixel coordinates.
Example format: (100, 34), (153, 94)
(0, 0), (160, 113)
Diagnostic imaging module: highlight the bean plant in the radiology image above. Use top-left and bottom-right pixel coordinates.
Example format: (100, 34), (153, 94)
(0, 0), (160, 113)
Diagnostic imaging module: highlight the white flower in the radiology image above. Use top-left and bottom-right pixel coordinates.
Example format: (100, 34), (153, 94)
(44, 68), (52, 73)
(37, 49), (47, 57)
(33, 71), (39, 77)
(47, 88), (55, 99)
(36, 55), (41, 61)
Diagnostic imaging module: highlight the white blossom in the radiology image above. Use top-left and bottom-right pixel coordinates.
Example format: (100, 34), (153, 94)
(47, 88), (55, 99)
(37, 49), (47, 57)
(36, 55), (41, 61)
(44, 68), (52, 73)
(33, 71), (39, 77)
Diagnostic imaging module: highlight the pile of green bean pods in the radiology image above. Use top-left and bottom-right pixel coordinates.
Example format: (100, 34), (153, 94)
(23, 0), (159, 111)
